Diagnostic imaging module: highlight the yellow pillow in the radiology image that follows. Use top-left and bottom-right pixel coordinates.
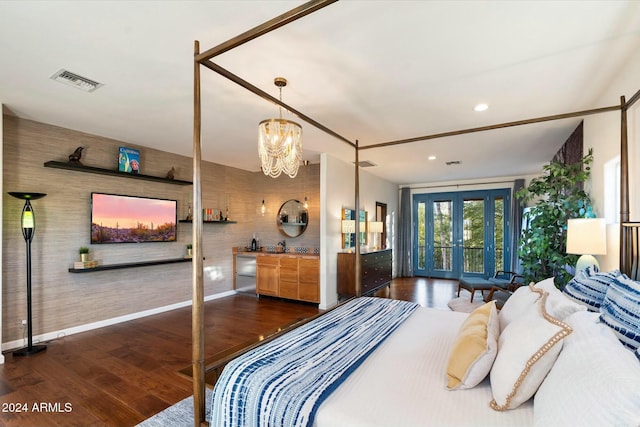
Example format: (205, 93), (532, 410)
(446, 300), (499, 390)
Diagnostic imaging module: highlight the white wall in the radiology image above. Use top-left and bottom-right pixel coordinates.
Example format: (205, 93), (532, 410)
(320, 153), (399, 310)
(583, 51), (640, 271)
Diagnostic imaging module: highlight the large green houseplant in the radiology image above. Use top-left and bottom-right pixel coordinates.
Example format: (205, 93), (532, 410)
(516, 149), (594, 288)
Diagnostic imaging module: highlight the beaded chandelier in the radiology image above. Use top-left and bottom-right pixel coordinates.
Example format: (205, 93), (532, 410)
(258, 77), (302, 178)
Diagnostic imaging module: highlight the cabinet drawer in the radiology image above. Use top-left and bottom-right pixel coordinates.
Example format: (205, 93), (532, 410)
(279, 280), (298, 299)
(280, 268), (298, 283)
(299, 282), (319, 303)
(256, 256), (280, 266)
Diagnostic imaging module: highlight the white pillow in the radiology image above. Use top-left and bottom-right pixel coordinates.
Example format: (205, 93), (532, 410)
(490, 287), (572, 410)
(534, 311), (640, 427)
(498, 283), (541, 332)
(534, 277), (586, 320)
(445, 301), (499, 390)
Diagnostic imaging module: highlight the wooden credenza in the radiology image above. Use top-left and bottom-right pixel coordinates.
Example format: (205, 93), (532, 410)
(337, 249), (392, 299)
(256, 254), (320, 303)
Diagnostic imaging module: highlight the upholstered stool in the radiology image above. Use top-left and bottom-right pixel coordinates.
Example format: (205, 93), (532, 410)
(457, 276), (495, 302)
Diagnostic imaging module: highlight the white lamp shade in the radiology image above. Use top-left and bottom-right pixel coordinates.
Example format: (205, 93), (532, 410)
(341, 220), (356, 234)
(566, 218), (607, 255)
(369, 221), (383, 233)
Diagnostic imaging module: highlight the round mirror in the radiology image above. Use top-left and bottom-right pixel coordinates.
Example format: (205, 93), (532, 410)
(277, 199), (308, 238)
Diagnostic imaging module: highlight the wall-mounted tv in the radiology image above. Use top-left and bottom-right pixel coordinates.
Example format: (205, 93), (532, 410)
(91, 192), (177, 244)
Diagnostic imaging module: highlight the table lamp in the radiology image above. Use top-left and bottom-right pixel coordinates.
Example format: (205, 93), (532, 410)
(566, 218), (607, 273)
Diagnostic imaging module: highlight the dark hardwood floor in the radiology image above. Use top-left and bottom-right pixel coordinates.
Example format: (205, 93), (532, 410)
(0, 277), (458, 427)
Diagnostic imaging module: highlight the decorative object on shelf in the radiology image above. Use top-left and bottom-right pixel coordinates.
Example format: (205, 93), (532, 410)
(118, 146), (141, 174)
(225, 193), (230, 221)
(258, 77), (302, 178)
(566, 217), (607, 273)
(8, 191), (47, 356)
(186, 244), (193, 258)
(166, 167), (176, 180)
(79, 246), (90, 262)
(186, 203), (193, 221)
(369, 221), (384, 250)
(68, 146), (84, 164)
(74, 260), (99, 269)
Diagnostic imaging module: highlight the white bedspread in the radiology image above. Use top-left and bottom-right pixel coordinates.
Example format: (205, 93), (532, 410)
(314, 306), (534, 427)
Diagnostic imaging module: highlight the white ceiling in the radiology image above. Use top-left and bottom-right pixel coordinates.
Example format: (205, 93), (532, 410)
(1, 1), (640, 185)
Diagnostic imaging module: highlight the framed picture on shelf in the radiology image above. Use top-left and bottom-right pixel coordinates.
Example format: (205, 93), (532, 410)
(118, 147), (140, 174)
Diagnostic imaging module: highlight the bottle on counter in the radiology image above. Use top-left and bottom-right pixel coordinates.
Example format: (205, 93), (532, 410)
(251, 234), (257, 251)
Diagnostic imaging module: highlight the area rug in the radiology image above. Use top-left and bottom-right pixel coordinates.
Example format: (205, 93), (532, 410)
(447, 291), (485, 313)
(136, 388), (212, 427)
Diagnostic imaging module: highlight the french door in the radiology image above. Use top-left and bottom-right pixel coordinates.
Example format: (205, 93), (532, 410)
(413, 189), (511, 279)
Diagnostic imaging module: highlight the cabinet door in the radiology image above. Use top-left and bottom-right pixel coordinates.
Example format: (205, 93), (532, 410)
(299, 258), (320, 302)
(279, 257), (299, 300)
(256, 257), (279, 296)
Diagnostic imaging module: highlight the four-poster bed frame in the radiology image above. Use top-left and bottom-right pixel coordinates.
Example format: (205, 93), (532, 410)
(191, 1), (639, 424)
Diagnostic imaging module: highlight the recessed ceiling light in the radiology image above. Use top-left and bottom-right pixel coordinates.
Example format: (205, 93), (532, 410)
(428, 155), (436, 161)
(474, 103), (488, 112)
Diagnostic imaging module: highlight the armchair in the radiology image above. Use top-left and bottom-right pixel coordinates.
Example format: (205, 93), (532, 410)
(484, 273), (526, 309)
(457, 271), (524, 303)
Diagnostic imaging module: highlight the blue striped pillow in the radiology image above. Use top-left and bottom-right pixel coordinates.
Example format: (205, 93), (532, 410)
(563, 267), (620, 311)
(599, 274), (640, 351)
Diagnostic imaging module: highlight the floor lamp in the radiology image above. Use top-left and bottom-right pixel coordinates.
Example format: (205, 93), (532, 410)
(9, 192), (47, 356)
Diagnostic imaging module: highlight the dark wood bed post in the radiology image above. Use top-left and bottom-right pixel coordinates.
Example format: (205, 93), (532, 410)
(620, 95), (630, 273)
(192, 40), (206, 427)
(354, 140), (361, 295)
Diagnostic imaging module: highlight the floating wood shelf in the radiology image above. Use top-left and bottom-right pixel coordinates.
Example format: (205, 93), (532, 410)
(68, 257), (193, 273)
(179, 220), (237, 224)
(44, 161), (192, 185)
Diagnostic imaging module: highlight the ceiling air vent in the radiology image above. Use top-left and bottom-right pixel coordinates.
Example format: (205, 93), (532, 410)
(50, 69), (103, 92)
(446, 160), (462, 166)
(354, 160), (377, 167)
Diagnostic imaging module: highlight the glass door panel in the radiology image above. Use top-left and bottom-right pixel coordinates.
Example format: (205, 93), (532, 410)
(462, 198), (484, 274)
(493, 196), (505, 272)
(417, 201), (426, 270)
(433, 200), (453, 274)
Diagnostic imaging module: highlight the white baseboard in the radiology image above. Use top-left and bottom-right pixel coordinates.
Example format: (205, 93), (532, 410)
(1, 290), (237, 354)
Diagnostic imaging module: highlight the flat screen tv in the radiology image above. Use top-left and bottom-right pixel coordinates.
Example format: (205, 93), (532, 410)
(91, 192), (177, 244)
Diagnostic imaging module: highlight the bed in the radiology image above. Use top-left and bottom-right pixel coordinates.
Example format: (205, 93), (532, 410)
(209, 278), (640, 427)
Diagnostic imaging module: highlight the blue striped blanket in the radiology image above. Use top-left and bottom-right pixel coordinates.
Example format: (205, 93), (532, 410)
(210, 297), (418, 427)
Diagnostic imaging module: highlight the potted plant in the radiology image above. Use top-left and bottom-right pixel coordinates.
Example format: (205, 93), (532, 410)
(79, 246), (90, 262)
(186, 244), (192, 258)
(516, 148), (594, 288)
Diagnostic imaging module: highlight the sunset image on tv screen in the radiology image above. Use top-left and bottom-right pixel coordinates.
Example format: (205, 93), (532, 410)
(91, 193), (177, 243)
